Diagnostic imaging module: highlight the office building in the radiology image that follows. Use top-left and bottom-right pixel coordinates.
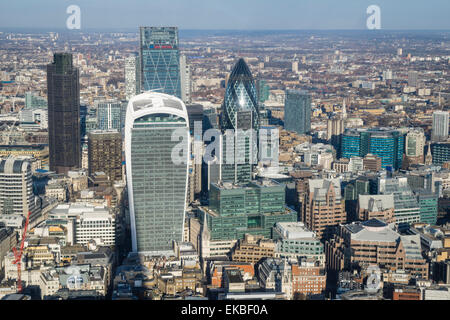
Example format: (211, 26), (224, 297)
(180, 54), (191, 103)
(378, 177), (421, 225)
(220, 58), (259, 184)
(408, 70), (418, 87)
(432, 111), (449, 142)
(363, 153), (382, 172)
(431, 142), (450, 166)
(415, 191), (438, 224)
(231, 234), (275, 264)
(0, 227), (17, 277)
(273, 222), (325, 265)
(284, 90), (311, 135)
(139, 27), (181, 98)
(304, 178), (346, 239)
(25, 92), (47, 109)
(88, 130), (122, 183)
(186, 104), (203, 136)
(96, 100), (125, 131)
(291, 258), (327, 297)
(341, 128), (405, 170)
(0, 158), (39, 222)
(357, 194), (395, 223)
(125, 92), (190, 254)
(257, 80), (270, 103)
(47, 53), (80, 174)
(125, 54), (140, 101)
(199, 180), (296, 241)
(405, 129), (426, 165)
(0, 145), (49, 170)
(327, 116), (344, 157)
(326, 219), (429, 279)
(48, 203), (116, 246)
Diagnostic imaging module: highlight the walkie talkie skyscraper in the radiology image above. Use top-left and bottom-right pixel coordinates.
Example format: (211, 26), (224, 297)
(125, 92), (190, 255)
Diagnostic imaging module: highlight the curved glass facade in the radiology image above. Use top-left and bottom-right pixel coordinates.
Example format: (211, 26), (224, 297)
(221, 58), (259, 131)
(125, 92), (189, 254)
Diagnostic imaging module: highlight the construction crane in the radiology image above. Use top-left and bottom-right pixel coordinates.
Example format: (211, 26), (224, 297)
(12, 210), (31, 293)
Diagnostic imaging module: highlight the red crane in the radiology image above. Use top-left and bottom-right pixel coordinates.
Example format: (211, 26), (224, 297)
(12, 211), (31, 293)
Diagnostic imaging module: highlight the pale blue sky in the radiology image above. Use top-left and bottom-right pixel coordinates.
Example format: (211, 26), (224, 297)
(0, 0), (449, 30)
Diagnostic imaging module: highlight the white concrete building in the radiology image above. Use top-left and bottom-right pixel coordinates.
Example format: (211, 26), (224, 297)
(48, 203), (116, 246)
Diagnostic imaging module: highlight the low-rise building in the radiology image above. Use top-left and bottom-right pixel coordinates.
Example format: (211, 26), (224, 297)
(273, 222), (325, 265)
(231, 234), (275, 264)
(326, 219), (429, 279)
(358, 194), (395, 223)
(291, 258), (326, 297)
(48, 203), (116, 247)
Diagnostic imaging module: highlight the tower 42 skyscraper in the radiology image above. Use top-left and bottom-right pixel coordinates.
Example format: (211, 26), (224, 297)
(139, 27), (181, 98)
(125, 92), (190, 255)
(47, 53), (80, 174)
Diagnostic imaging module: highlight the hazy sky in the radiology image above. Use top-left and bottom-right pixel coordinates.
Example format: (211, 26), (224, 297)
(0, 0), (449, 30)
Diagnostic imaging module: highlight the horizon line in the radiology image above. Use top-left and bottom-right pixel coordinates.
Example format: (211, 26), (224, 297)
(1, 27), (450, 33)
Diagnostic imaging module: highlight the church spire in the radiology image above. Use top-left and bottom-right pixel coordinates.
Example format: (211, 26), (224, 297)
(425, 142), (433, 165)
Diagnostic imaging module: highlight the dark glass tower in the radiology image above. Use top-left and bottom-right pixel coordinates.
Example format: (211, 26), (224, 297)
(220, 58), (259, 184)
(284, 89), (311, 135)
(47, 53), (80, 174)
(139, 27), (181, 98)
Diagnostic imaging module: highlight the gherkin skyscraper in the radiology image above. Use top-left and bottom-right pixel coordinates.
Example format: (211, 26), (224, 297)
(221, 58), (259, 131)
(219, 58), (259, 184)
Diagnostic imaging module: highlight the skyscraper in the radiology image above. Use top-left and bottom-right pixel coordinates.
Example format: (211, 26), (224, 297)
(432, 111), (449, 142)
(88, 130), (123, 183)
(284, 89), (311, 135)
(180, 54), (191, 103)
(220, 58), (259, 184)
(139, 27), (181, 98)
(408, 70), (418, 87)
(125, 92), (189, 254)
(327, 116), (344, 157)
(0, 157), (39, 223)
(47, 53), (80, 174)
(221, 58), (259, 131)
(405, 128), (426, 164)
(125, 54), (140, 101)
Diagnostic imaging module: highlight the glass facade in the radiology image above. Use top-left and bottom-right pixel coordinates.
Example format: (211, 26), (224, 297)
(96, 100), (124, 131)
(341, 132), (360, 159)
(220, 59), (259, 184)
(416, 192), (438, 224)
(139, 27), (181, 98)
(341, 129), (405, 170)
(201, 181), (296, 241)
(221, 58), (259, 131)
(284, 89), (311, 135)
(431, 142), (450, 166)
(47, 53), (80, 174)
(125, 93), (189, 254)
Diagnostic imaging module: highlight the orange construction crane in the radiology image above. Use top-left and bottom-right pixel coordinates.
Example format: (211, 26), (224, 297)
(12, 211), (31, 293)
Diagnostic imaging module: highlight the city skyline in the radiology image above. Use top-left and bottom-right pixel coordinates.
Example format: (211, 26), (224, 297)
(0, 0), (449, 301)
